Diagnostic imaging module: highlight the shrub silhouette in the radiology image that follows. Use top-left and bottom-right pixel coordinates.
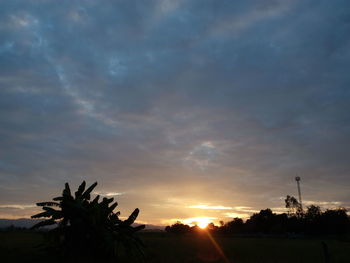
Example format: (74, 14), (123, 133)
(285, 195), (302, 216)
(165, 221), (191, 234)
(31, 181), (145, 262)
(165, 206), (350, 236)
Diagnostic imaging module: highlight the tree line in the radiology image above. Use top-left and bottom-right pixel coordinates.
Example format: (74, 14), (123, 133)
(165, 196), (349, 235)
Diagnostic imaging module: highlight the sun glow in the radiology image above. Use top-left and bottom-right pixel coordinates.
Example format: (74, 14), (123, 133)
(180, 216), (216, 229)
(197, 219), (209, 229)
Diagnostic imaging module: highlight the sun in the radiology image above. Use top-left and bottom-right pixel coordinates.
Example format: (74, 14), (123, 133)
(196, 218), (210, 229)
(181, 216), (215, 229)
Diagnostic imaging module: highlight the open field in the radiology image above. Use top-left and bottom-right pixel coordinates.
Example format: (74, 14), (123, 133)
(1, 231), (350, 263)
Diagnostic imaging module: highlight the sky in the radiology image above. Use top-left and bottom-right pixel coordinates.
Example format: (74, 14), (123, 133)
(0, 0), (350, 226)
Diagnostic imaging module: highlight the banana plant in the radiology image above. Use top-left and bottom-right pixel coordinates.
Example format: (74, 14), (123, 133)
(32, 181), (145, 262)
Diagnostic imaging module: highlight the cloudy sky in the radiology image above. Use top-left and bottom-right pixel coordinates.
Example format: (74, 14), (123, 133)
(0, 0), (349, 226)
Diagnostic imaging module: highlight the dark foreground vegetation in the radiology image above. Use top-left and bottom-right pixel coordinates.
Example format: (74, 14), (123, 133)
(166, 196), (350, 236)
(166, 207), (349, 236)
(1, 230), (350, 263)
(30, 181), (145, 262)
(2, 182), (350, 262)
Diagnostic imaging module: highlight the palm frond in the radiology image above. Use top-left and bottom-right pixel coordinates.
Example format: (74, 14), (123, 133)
(81, 182), (97, 200)
(123, 208), (139, 226)
(108, 202), (118, 213)
(91, 195), (100, 204)
(63, 182), (71, 197)
(75, 181), (86, 198)
(31, 219), (56, 229)
(31, 211), (53, 218)
(36, 201), (60, 207)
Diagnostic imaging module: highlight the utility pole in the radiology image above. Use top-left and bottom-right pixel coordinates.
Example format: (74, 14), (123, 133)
(295, 176), (303, 212)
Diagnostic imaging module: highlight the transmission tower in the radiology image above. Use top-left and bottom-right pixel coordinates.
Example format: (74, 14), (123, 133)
(295, 176), (303, 212)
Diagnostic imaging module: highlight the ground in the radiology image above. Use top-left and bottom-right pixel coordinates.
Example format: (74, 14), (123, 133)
(0, 231), (349, 262)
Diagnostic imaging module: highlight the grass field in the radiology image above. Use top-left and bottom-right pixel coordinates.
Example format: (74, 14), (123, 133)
(1, 231), (349, 263)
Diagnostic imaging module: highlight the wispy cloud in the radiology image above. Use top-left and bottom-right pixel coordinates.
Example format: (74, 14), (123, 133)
(0, 204), (36, 210)
(93, 192), (124, 197)
(224, 212), (250, 219)
(188, 205), (233, 210)
(0, 0), (349, 224)
(207, 1), (296, 37)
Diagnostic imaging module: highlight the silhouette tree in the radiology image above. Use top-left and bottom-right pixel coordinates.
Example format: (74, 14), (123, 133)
(32, 181), (145, 262)
(285, 195), (302, 217)
(165, 221), (191, 234)
(224, 217), (244, 233)
(303, 205), (322, 234)
(163, 206), (350, 236)
(207, 222), (219, 232)
(305, 205), (322, 219)
(322, 207), (349, 234)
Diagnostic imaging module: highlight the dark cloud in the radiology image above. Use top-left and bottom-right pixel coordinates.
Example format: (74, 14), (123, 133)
(0, 0), (349, 224)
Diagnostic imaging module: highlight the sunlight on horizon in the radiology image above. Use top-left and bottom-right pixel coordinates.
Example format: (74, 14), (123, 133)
(181, 216), (217, 228)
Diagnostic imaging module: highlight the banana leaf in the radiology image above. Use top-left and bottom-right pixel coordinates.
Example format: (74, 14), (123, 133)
(31, 219), (56, 229)
(75, 181), (86, 198)
(123, 208), (139, 226)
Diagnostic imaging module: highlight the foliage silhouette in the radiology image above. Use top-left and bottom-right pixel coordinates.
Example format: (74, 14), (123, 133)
(165, 221), (191, 234)
(31, 181), (145, 262)
(165, 205), (349, 236)
(222, 217), (244, 233)
(285, 195), (302, 216)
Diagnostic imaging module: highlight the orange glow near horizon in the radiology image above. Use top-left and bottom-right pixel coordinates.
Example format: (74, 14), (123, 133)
(197, 218), (210, 229)
(178, 216), (216, 228)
